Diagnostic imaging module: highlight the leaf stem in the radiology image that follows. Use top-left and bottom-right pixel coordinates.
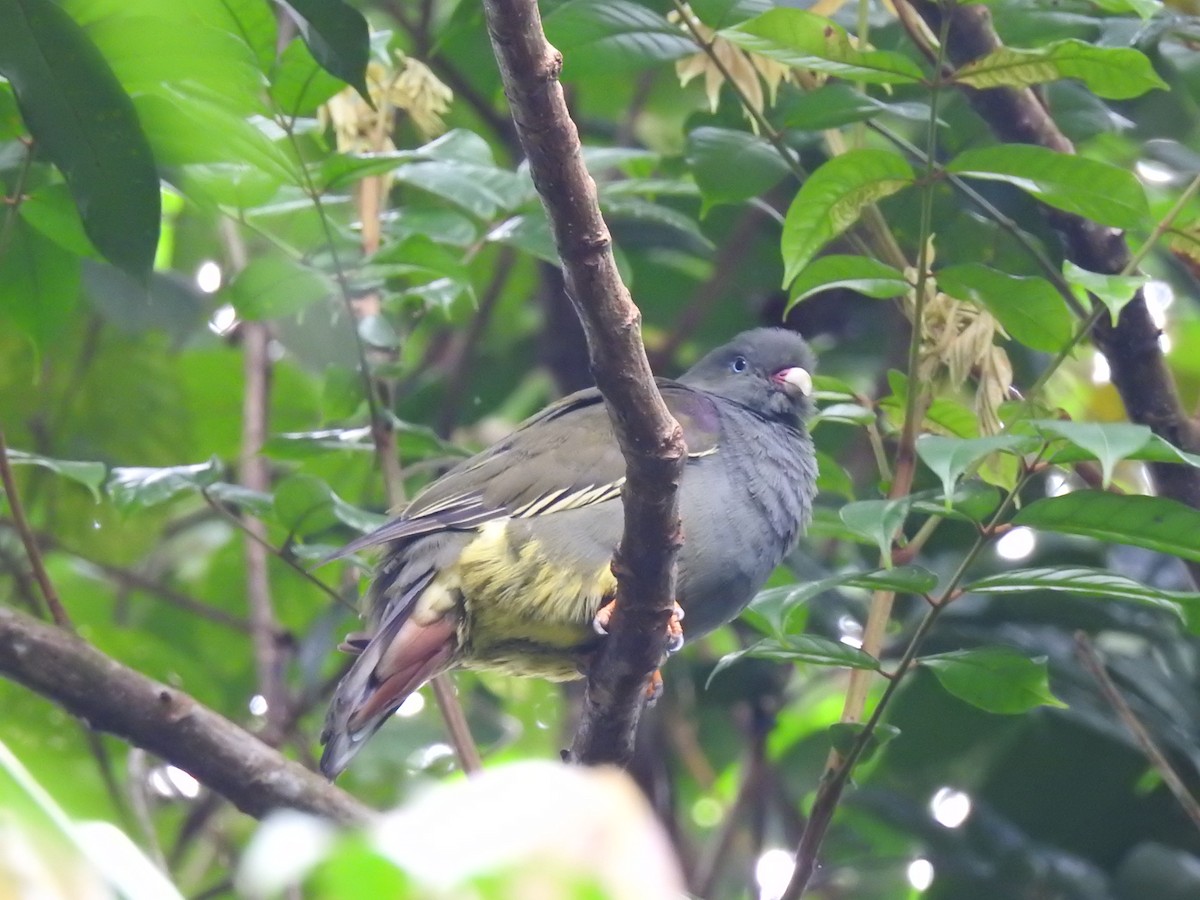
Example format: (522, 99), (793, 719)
(782, 445), (1046, 898)
(278, 116), (483, 775)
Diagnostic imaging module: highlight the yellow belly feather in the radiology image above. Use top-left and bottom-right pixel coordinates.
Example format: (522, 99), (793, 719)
(414, 519), (617, 679)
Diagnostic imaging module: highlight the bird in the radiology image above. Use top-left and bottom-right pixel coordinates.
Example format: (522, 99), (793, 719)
(319, 328), (818, 778)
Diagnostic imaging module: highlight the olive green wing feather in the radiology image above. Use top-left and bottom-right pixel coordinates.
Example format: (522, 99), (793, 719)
(324, 380), (721, 559)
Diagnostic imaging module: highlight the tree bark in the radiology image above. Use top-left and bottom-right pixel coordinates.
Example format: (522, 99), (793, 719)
(482, 0), (687, 766)
(0, 605), (370, 825)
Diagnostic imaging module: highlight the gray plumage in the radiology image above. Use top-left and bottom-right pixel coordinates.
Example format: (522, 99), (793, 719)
(320, 328), (818, 777)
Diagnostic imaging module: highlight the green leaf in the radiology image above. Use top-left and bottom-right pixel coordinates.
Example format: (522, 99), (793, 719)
(1033, 420), (1152, 488)
(827, 722), (901, 764)
(921, 647), (1065, 714)
(0, 217), (81, 353)
(685, 127), (790, 213)
(83, 262), (205, 344)
(688, 0), (771, 28)
(910, 480), (1002, 524)
(746, 565), (938, 635)
(916, 434), (1038, 502)
(965, 566), (1191, 621)
(202, 0), (278, 72)
(1089, 0), (1161, 17)
(392, 161), (530, 220)
(1061, 261), (1146, 325)
(788, 255), (909, 311)
(709, 634), (880, 686)
(937, 264), (1073, 352)
(331, 495), (387, 535)
(83, 13), (266, 116)
(839, 499), (911, 557)
(1127, 434), (1200, 470)
(274, 474), (338, 537)
(5, 449), (106, 500)
(229, 255), (333, 321)
(204, 482), (274, 518)
(781, 150), (914, 286)
(814, 449), (854, 500)
(19, 184), (98, 258)
(135, 90), (296, 184)
(487, 214), (559, 265)
(814, 403), (876, 426)
(319, 150), (424, 192)
(880, 370), (986, 441)
(946, 145), (1148, 230)
(543, 0), (694, 77)
(784, 83), (934, 130)
(1014, 492), (1200, 563)
(107, 458), (224, 510)
(0, 0), (160, 277)
(950, 40), (1166, 100)
(275, 0), (370, 100)
(722, 8), (926, 84)
(270, 34), (349, 118)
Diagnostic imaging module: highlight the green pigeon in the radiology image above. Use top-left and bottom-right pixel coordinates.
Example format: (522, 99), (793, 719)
(320, 328), (818, 777)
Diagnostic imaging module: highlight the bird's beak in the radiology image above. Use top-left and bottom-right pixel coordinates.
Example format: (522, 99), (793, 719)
(773, 367), (813, 397)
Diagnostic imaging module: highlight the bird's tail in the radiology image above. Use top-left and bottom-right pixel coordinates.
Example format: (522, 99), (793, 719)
(319, 600), (457, 780)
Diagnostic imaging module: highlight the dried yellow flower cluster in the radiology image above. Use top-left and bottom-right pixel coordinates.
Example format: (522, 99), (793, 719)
(324, 53), (453, 153)
(669, 7), (794, 131)
(906, 249), (1014, 436)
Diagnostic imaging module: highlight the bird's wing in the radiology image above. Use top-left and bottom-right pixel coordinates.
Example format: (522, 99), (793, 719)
(324, 380), (722, 560)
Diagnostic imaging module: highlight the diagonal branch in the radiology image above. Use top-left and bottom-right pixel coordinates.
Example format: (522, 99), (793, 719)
(481, 0), (687, 766)
(907, 1), (1200, 588)
(0, 604), (370, 825)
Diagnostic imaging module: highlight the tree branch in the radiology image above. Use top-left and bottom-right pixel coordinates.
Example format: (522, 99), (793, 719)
(482, 0), (687, 766)
(908, 1), (1200, 586)
(0, 605), (371, 825)
(1075, 632), (1200, 833)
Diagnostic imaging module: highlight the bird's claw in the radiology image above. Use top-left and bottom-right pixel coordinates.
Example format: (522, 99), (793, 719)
(646, 669), (664, 706)
(592, 600), (686, 657)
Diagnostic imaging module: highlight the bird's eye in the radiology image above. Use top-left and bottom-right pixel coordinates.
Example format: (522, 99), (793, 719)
(731, 356), (748, 373)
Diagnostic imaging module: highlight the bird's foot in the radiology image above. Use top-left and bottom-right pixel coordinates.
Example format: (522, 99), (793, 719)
(664, 604), (685, 655)
(646, 668), (664, 705)
(592, 599), (686, 656)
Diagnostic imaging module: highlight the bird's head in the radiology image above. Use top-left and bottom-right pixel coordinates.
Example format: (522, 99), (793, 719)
(680, 328), (816, 424)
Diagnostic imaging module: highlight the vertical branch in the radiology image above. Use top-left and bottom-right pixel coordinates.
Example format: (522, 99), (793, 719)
(240, 322), (288, 737)
(483, 0), (687, 767)
(223, 219), (288, 740)
(830, 6), (951, 759)
(301, 64), (484, 774)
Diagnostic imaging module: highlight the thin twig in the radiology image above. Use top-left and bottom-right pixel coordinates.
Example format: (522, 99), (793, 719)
(1075, 633), (1200, 833)
(868, 120), (1087, 318)
(831, 10), (951, 754)
(199, 490), (351, 611)
(692, 706), (770, 897)
(781, 446), (1047, 899)
(0, 519), (252, 630)
(276, 98), (485, 774)
(435, 247), (517, 436)
(0, 434), (142, 828)
(0, 430), (72, 628)
(0, 139), (34, 261)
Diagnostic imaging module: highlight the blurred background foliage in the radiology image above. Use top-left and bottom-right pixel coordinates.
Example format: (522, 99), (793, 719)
(2, 0), (1200, 897)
